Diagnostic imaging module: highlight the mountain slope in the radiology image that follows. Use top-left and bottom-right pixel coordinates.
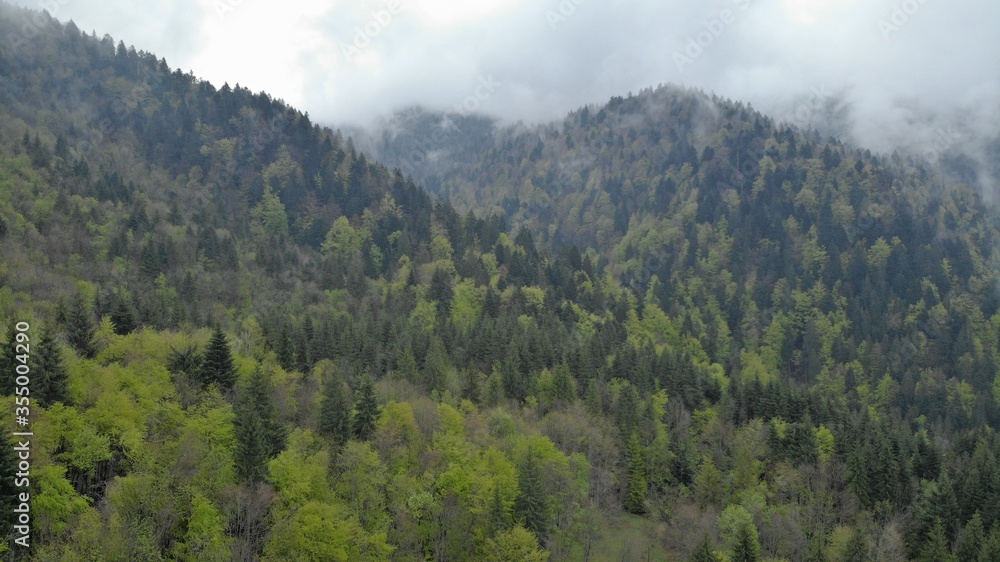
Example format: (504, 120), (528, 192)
(3, 4), (1000, 561)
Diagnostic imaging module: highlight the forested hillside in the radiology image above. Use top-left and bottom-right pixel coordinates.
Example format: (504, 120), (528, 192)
(3, 3), (1000, 561)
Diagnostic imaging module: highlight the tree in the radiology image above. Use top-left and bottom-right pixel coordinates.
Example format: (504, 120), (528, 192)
(732, 523), (762, 562)
(484, 526), (550, 562)
(352, 376), (379, 441)
(843, 526), (871, 562)
(624, 432), (648, 514)
(234, 404), (268, 483)
(245, 367), (287, 458)
(318, 373), (352, 448)
(690, 534), (719, 562)
(429, 266), (454, 314)
(954, 512), (984, 562)
(234, 368), (286, 482)
(33, 328), (69, 407)
(198, 327), (236, 390)
(919, 519), (955, 562)
(718, 505), (760, 562)
(66, 293), (97, 358)
(515, 451), (549, 541)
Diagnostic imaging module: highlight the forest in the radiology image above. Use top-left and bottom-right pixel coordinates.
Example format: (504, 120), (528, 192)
(2, 3), (1000, 561)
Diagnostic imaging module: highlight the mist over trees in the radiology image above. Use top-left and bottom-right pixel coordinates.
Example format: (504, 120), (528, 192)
(1, 3), (1000, 560)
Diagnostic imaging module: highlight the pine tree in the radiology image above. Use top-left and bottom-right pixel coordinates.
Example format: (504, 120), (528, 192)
(33, 328), (69, 407)
(198, 327), (236, 390)
(625, 432), (648, 514)
(66, 293), (97, 358)
(352, 376), (379, 440)
(318, 374), (351, 448)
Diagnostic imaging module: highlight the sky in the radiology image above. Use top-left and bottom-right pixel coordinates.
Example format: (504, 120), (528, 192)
(7, 0), (1000, 164)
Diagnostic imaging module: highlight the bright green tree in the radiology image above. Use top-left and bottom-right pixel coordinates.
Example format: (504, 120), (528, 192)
(484, 525), (550, 562)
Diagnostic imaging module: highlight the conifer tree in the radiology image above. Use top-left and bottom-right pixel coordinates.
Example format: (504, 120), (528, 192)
(919, 519), (955, 562)
(33, 327), (69, 407)
(515, 452), (549, 541)
(731, 522), (761, 562)
(244, 367), (287, 458)
(234, 406), (267, 483)
(352, 375), (379, 440)
(234, 367), (286, 482)
(66, 293), (97, 358)
(625, 432), (648, 514)
(318, 373), (351, 448)
(690, 534), (719, 562)
(955, 512), (984, 562)
(198, 327), (236, 390)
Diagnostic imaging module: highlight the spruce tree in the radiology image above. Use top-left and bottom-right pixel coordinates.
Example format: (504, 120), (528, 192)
(234, 368), (286, 482)
(625, 432), (648, 514)
(66, 293), (97, 358)
(352, 375), (379, 440)
(955, 512), (984, 562)
(198, 327), (236, 390)
(981, 525), (1000, 562)
(318, 374), (351, 448)
(919, 519), (955, 562)
(690, 534), (719, 562)
(234, 406), (267, 483)
(33, 328), (69, 407)
(731, 522), (761, 562)
(244, 367), (287, 458)
(515, 452), (549, 541)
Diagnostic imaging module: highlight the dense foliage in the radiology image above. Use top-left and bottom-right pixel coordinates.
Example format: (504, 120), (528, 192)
(2, 4), (1000, 561)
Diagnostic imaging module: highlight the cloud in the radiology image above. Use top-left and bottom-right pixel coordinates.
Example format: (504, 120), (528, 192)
(7, 0), (1000, 177)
